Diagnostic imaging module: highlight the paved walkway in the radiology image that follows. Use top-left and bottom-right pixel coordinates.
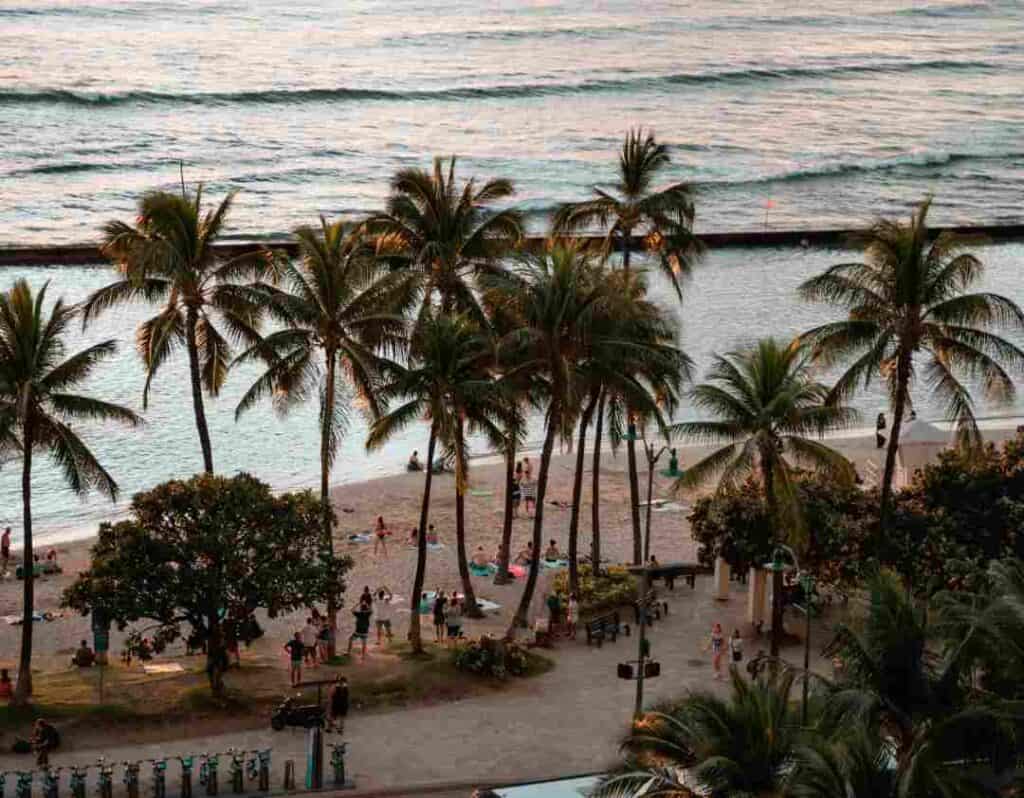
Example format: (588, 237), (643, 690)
(0, 578), (841, 793)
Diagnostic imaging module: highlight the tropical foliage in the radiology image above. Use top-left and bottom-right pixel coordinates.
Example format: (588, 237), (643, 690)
(63, 473), (347, 694)
(799, 197), (1024, 530)
(0, 279), (140, 704)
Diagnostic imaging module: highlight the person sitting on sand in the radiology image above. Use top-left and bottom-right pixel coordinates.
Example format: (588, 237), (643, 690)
(407, 450), (422, 472)
(544, 539), (562, 561)
(0, 668), (12, 701)
(72, 639), (95, 668)
(515, 542), (534, 566)
(426, 524), (440, 545)
(471, 546), (490, 568)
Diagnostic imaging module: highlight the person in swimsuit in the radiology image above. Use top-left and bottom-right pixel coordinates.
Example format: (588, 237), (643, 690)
(544, 539), (562, 561)
(705, 622), (725, 679)
(515, 542), (534, 566)
(522, 457), (536, 516)
(471, 546), (490, 568)
(511, 465), (522, 518)
(426, 524), (440, 545)
(373, 516), (390, 558)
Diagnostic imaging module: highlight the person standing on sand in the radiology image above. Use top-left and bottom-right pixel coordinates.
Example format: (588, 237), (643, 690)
(0, 526), (10, 574)
(432, 590), (448, 643)
(729, 628), (743, 666)
(284, 632), (304, 687)
(347, 600), (372, 659)
(375, 587), (394, 645)
(301, 617), (319, 667)
(522, 457), (536, 517)
(373, 515), (390, 558)
(512, 463), (523, 518)
(876, 412), (887, 449)
(704, 622), (725, 680)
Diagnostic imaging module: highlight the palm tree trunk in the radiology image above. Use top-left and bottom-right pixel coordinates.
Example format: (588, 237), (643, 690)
(13, 422), (33, 705)
(185, 307), (214, 473)
(643, 445), (656, 562)
(627, 430), (642, 565)
(206, 612), (225, 695)
(494, 439), (515, 585)
(454, 421), (481, 617)
(763, 456), (784, 659)
(511, 404), (559, 633)
(568, 392), (598, 594)
(880, 351), (912, 534)
(321, 351), (338, 657)
(590, 390), (606, 574)
(409, 428), (437, 654)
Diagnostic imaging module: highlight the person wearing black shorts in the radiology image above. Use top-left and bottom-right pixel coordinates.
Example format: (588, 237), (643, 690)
(432, 591), (447, 643)
(347, 601), (372, 659)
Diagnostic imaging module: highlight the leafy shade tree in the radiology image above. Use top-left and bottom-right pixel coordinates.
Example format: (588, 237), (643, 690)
(364, 156), (523, 321)
(484, 244), (604, 632)
(85, 187), (270, 473)
(63, 473), (347, 694)
(799, 197), (1024, 531)
(597, 670), (805, 798)
(673, 338), (857, 656)
(368, 315), (503, 646)
(235, 219), (412, 654)
(555, 129), (701, 562)
(0, 280), (141, 704)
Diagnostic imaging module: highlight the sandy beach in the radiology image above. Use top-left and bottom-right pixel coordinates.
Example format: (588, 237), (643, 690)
(2, 422), (1020, 674)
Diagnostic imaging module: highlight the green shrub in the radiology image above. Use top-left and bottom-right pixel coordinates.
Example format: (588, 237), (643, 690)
(552, 565), (637, 617)
(451, 636), (531, 680)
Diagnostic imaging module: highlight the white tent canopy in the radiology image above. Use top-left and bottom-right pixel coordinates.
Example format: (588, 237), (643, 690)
(896, 418), (952, 484)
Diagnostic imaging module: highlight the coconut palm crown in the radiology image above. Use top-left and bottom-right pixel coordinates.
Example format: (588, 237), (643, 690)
(799, 197), (1024, 529)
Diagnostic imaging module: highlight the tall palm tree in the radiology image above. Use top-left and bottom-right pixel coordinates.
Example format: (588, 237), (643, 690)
(363, 156), (523, 322)
(673, 338), (857, 656)
(84, 187), (268, 473)
(818, 570), (1017, 795)
(484, 243), (605, 633)
(234, 219), (413, 654)
(554, 128), (702, 562)
(799, 197), (1024, 531)
(596, 670), (805, 798)
(367, 314), (503, 648)
(0, 280), (141, 704)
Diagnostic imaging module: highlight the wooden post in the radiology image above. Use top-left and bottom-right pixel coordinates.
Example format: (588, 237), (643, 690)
(747, 567), (768, 628)
(713, 557), (731, 601)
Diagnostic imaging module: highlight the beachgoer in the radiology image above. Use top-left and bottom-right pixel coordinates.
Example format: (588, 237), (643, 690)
(284, 632), (304, 686)
(648, 555), (660, 568)
(495, 542), (508, 566)
(546, 591), (562, 631)
(31, 719), (60, 767)
(909, 409), (917, 421)
(544, 539), (562, 561)
(445, 595), (463, 642)
(1, 526), (10, 574)
(327, 676), (349, 732)
(360, 586), (374, 608)
(347, 601), (372, 659)
(876, 412), (887, 449)
(566, 592), (578, 639)
(515, 542), (534, 566)
(301, 617), (319, 666)
(407, 450), (422, 472)
(668, 448), (680, 476)
(432, 590), (448, 643)
(375, 587), (394, 645)
(72, 639), (95, 668)
(705, 622), (725, 679)
(427, 524), (439, 545)
(0, 668), (12, 701)
(316, 616), (331, 663)
(373, 516), (390, 558)
(407, 526), (418, 546)
(522, 457), (536, 516)
(471, 546), (490, 568)
(729, 629), (743, 665)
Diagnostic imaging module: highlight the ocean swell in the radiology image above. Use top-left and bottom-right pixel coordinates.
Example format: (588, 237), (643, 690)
(0, 58), (999, 109)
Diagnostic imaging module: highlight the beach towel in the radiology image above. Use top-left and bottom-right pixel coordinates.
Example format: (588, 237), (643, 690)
(470, 562), (498, 577)
(508, 564), (527, 579)
(469, 489), (494, 497)
(475, 598), (502, 612)
(427, 542), (445, 551)
(347, 533), (372, 543)
(143, 663), (185, 675)
(542, 559), (568, 570)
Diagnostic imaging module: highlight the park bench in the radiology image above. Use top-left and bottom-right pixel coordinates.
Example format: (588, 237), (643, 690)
(647, 561), (711, 590)
(634, 590), (669, 625)
(584, 611), (621, 647)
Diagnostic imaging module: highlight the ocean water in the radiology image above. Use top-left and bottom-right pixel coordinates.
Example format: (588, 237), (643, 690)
(1, 0), (1023, 242)
(1, 0), (1023, 544)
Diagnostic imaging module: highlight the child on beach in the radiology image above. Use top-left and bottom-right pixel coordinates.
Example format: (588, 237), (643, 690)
(427, 525), (440, 545)
(512, 464), (522, 518)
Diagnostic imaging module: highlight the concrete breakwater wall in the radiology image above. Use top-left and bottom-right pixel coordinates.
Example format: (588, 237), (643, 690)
(2, 224), (1023, 267)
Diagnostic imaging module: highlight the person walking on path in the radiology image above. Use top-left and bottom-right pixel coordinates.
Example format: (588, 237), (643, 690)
(284, 632), (304, 687)
(705, 622), (725, 679)
(728, 628), (743, 667)
(327, 676), (349, 732)
(347, 601), (373, 659)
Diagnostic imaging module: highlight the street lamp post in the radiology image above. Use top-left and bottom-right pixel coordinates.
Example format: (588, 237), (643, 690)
(799, 571), (815, 726)
(642, 439), (667, 563)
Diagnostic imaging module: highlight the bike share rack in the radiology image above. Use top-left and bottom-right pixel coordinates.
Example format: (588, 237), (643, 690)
(0, 746), (293, 798)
